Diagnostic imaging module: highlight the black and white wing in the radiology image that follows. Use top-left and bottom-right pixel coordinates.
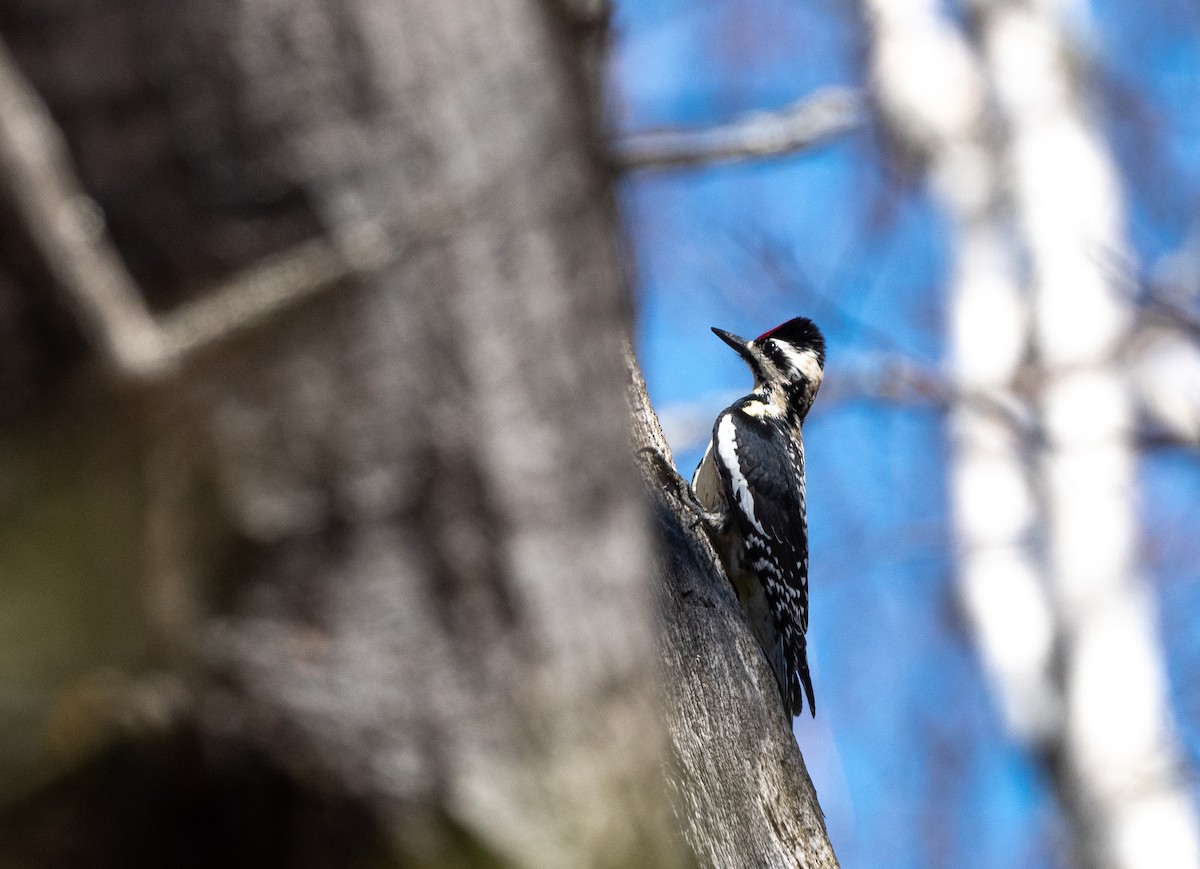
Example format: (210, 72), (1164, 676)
(712, 408), (814, 716)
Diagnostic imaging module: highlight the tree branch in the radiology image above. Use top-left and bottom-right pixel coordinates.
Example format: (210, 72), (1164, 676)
(613, 87), (862, 172)
(0, 34), (387, 383)
(158, 225), (392, 363)
(0, 38), (166, 378)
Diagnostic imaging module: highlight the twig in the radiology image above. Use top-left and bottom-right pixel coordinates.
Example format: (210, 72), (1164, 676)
(0, 39), (166, 378)
(825, 357), (1198, 451)
(1142, 293), (1200, 339)
(612, 87), (862, 171)
(159, 223), (392, 361)
(1096, 244), (1200, 340)
(819, 354), (1035, 429)
(0, 34), (396, 383)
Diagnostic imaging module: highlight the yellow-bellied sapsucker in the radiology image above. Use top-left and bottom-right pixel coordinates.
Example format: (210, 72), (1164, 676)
(692, 317), (824, 717)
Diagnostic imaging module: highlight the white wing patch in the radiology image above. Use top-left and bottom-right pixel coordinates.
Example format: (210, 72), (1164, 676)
(716, 414), (765, 535)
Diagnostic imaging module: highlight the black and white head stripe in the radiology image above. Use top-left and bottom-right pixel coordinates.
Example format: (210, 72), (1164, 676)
(755, 318), (825, 386)
(755, 317), (826, 366)
(758, 339), (824, 388)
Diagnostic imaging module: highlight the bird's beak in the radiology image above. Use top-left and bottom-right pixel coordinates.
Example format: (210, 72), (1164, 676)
(712, 327), (757, 366)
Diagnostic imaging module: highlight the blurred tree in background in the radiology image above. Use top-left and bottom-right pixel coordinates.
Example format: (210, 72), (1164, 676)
(0, 1), (678, 865)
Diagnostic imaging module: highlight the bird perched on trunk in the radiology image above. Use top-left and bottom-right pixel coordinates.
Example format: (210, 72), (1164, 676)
(691, 317), (825, 717)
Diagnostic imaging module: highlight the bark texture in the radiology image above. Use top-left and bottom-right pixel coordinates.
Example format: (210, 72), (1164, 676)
(0, 2), (677, 866)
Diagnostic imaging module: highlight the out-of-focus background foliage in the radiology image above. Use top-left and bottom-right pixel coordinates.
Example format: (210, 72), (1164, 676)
(612, 0), (1200, 867)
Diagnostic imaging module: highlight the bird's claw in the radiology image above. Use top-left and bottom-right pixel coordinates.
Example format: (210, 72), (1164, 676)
(636, 446), (712, 531)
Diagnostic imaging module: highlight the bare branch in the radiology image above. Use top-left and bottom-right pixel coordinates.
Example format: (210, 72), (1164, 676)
(0, 38), (166, 378)
(826, 355), (1200, 450)
(1140, 292), (1200, 339)
(159, 224), (392, 362)
(1096, 245), (1200, 340)
(613, 87), (862, 172)
(0, 32), (397, 383)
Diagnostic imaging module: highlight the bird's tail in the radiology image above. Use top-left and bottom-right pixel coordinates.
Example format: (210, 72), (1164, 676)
(779, 629), (815, 718)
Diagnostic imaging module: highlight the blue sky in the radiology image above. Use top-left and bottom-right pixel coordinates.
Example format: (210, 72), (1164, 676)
(610, 2), (1200, 866)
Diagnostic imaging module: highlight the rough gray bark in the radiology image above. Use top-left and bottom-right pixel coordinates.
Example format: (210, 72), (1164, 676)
(152, 6), (677, 864)
(628, 353), (839, 869)
(0, 1), (678, 866)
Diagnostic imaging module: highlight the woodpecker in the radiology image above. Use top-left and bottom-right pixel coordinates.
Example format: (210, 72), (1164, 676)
(691, 317), (824, 717)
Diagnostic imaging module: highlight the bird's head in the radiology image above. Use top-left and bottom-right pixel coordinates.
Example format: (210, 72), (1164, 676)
(712, 317), (825, 421)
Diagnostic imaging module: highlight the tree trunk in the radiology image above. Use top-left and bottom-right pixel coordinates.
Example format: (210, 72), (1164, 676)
(857, 1), (1200, 865)
(0, 1), (676, 866)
